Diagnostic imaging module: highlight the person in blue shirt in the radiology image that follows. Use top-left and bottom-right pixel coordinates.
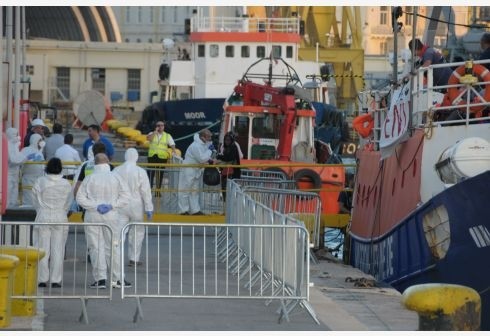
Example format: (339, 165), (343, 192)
(82, 124), (114, 160)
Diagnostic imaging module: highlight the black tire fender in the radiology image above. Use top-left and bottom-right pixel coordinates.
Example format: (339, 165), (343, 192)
(293, 169), (322, 191)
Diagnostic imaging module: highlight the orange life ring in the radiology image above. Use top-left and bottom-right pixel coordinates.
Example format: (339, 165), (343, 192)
(352, 114), (374, 138)
(444, 64), (490, 118)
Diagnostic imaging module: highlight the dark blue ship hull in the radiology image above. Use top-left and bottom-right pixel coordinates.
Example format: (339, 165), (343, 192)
(136, 98), (225, 153)
(350, 170), (490, 329)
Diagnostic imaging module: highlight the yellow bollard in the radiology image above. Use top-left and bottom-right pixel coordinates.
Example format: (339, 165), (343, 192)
(0, 254), (20, 328)
(0, 246), (45, 316)
(402, 283), (481, 330)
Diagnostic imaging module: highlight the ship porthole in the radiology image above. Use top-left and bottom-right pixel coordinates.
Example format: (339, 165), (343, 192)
(423, 205), (450, 260)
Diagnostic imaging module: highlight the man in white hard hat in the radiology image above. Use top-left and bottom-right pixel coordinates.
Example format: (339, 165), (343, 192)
(23, 118), (46, 148)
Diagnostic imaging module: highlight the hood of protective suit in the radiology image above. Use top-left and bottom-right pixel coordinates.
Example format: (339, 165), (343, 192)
(94, 163), (111, 174)
(29, 133), (42, 148)
(6, 128), (18, 141)
(124, 148), (139, 164)
(193, 133), (201, 143)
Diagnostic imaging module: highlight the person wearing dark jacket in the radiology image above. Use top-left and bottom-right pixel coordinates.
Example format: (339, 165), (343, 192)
(408, 38), (452, 90)
(479, 32), (490, 70)
(216, 132), (242, 200)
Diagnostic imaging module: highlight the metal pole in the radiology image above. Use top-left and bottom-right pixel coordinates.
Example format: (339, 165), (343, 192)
(408, 7), (418, 134)
(22, 6), (28, 101)
(0, 6), (3, 222)
(392, 7), (398, 83)
(14, 6), (21, 130)
(6, 7), (13, 127)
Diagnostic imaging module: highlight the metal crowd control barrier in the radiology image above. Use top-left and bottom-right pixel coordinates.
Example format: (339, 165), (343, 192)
(226, 178), (322, 247)
(0, 221), (114, 324)
(232, 178), (297, 191)
(226, 180), (320, 263)
(241, 169), (288, 180)
(120, 222), (317, 324)
(240, 187), (322, 249)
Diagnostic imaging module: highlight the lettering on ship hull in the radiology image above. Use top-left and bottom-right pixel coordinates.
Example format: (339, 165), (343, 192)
(353, 235), (394, 281)
(184, 112), (206, 119)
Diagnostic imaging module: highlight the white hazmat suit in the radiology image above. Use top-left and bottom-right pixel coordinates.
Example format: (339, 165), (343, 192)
(178, 133), (213, 214)
(32, 173), (72, 285)
(113, 148), (153, 265)
(20, 134), (45, 206)
(76, 163), (131, 285)
(6, 128), (27, 208)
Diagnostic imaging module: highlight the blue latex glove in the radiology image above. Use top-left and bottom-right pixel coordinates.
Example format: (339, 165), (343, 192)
(27, 153), (36, 160)
(97, 204), (112, 214)
(208, 144), (215, 151)
(33, 154), (44, 162)
(146, 211), (153, 220)
(96, 204), (107, 214)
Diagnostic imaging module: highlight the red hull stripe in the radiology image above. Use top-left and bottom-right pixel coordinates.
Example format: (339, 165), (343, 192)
(190, 32), (301, 43)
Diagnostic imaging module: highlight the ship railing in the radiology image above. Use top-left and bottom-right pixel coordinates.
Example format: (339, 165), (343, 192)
(357, 58), (490, 147)
(411, 59), (490, 127)
(0, 222), (114, 324)
(121, 220), (318, 324)
(191, 16), (300, 34)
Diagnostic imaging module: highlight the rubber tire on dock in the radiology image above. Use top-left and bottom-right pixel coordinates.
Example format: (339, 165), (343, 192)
(293, 169), (322, 191)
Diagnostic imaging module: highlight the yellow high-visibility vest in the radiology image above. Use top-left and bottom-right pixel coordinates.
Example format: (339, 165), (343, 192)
(148, 132), (170, 159)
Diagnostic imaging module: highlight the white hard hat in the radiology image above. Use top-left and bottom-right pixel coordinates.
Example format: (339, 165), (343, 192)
(31, 118), (45, 127)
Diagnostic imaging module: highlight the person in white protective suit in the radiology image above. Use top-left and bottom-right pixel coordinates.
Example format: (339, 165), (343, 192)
(177, 129), (216, 215)
(31, 158), (72, 288)
(76, 153), (131, 289)
(20, 133), (46, 206)
(113, 148), (153, 267)
(6, 128), (28, 207)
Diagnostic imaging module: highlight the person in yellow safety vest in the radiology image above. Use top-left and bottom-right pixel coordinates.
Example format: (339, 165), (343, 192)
(146, 121), (176, 196)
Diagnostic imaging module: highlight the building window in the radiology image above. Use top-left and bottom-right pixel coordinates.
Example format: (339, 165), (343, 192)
(286, 46), (293, 58)
(125, 38), (130, 42)
(137, 7), (142, 23)
(210, 44), (219, 58)
(25, 65), (34, 75)
(225, 45), (234, 57)
(92, 68), (105, 95)
(241, 46), (250, 58)
(127, 69), (141, 102)
(272, 45), (281, 58)
(136, 38), (141, 43)
(256, 46), (265, 58)
(56, 67), (70, 100)
(161, 7), (166, 23)
(198, 44), (205, 57)
(405, 6), (412, 26)
(380, 6), (388, 25)
(149, 7), (154, 24)
(380, 41), (388, 55)
(148, 38), (153, 43)
(125, 7), (131, 23)
(480, 7), (490, 21)
(173, 7), (177, 23)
